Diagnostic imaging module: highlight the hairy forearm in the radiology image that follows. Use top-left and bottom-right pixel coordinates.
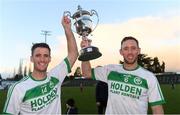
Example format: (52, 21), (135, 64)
(81, 61), (92, 79)
(64, 28), (78, 67)
(151, 105), (164, 115)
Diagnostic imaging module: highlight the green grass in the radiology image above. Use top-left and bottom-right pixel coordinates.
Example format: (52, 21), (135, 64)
(1, 84), (180, 114)
(61, 86), (97, 114)
(0, 90), (7, 113)
(160, 84), (180, 114)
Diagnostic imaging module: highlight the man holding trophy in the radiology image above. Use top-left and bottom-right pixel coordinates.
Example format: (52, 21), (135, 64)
(65, 5), (165, 114)
(3, 16), (78, 114)
(81, 36), (165, 114)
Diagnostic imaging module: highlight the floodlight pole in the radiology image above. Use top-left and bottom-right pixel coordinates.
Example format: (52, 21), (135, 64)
(41, 30), (51, 43)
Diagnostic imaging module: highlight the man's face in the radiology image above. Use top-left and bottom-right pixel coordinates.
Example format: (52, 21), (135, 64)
(31, 47), (51, 72)
(120, 40), (140, 64)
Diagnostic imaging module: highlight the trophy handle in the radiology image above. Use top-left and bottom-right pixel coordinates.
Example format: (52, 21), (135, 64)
(63, 11), (72, 18)
(90, 10), (99, 33)
(63, 11), (78, 34)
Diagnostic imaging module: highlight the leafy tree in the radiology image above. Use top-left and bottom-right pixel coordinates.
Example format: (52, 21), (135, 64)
(24, 66), (27, 76)
(0, 74), (2, 85)
(0, 74), (2, 80)
(74, 67), (82, 77)
(14, 74), (23, 81)
(161, 62), (165, 73)
(6, 74), (23, 81)
(138, 54), (154, 71)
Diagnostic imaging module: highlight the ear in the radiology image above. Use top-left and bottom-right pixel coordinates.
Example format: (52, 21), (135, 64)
(49, 56), (51, 62)
(119, 49), (123, 56)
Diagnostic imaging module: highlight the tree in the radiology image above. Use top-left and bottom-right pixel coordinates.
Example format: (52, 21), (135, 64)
(161, 62), (165, 72)
(24, 66), (27, 76)
(0, 73), (2, 85)
(14, 74), (23, 81)
(74, 67), (82, 77)
(119, 53), (165, 73)
(0, 74), (2, 80)
(152, 57), (161, 73)
(138, 54), (154, 72)
(18, 59), (23, 76)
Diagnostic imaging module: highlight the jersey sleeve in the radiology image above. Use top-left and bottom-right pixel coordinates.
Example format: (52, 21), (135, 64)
(47, 57), (71, 84)
(148, 74), (165, 106)
(3, 84), (22, 114)
(91, 64), (113, 83)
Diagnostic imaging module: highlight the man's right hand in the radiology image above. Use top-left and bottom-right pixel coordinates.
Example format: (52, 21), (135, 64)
(80, 38), (92, 48)
(61, 16), (71, 31)
(96, 102), (101, 106)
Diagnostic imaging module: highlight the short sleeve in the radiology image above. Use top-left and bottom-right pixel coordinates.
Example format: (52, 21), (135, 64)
(48, 57), (71, 84)
(3, 84), (21, 114)
(92, 65), (113, 83)
(148, 75), (165, 106)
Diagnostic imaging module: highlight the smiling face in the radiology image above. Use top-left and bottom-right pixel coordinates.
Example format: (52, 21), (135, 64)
(120, 39), (140, 65)
(31, 47), (51, 73)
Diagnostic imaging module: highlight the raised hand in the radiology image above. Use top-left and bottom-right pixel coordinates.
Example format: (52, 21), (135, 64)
(80, 38), (92, 48)
(62, 16), (71, 30)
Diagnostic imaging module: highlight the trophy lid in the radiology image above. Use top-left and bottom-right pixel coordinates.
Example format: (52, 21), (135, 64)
(72, 5), (91, 19)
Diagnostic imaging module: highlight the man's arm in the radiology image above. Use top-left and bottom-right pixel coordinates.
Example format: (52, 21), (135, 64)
(62, 16), (78, 68)
(151, 105), (164, 114)
(80, 39), (92, 79)
(81, 61), (92, 79)
(3, 86), (21, 114)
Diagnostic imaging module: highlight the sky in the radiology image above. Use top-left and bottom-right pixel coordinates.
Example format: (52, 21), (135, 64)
(0, 0), (180, 79)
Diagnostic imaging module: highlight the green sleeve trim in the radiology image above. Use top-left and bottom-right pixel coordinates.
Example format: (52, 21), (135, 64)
(64, 58), (71, 73)
(3, 84), (17, 112)
(3, 77), (29, 113)
(91, 68), (96, 80)
(157, 83), (164, 101)
(149, 100), (166, 106)
(30, 73), (47, 81)
(2, 112), (12, 115)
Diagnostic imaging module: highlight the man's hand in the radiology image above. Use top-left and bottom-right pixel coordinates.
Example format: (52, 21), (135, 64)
(61, 15), (78, 68)
(80, 38), (92, 48)
(96, 102), (101, 106)
(151, 105), (164, 114)
(62, 16), (71, 30)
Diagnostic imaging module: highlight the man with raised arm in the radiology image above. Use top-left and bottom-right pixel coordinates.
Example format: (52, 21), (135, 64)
(3, 16), (78, 114)
(81, 36), (165, 114)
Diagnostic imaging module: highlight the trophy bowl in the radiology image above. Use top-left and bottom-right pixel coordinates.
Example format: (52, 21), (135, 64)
(64, 5), (102, 61)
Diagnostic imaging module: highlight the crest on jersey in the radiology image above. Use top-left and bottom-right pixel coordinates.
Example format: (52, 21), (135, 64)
(123, 75), (131, 83)
(134, 77), (142, 85)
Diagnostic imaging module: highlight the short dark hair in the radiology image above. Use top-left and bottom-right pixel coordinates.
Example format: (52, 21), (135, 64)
(121, 36), (139, 47)
(66, 98), (75, 107)
(31, 43), (51, 56)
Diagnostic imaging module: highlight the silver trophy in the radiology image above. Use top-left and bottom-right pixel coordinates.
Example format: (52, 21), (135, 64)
(64, 5), (102, 61)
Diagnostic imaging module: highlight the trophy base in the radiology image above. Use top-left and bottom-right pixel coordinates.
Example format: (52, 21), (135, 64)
(78, 46), (102, 61)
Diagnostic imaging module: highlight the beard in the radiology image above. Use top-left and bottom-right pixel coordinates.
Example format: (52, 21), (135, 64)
(124, 57), (138, 64)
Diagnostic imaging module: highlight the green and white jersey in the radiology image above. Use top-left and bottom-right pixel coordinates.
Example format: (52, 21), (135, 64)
(3, 58), (71, 115)
(92, 64), (165, 114)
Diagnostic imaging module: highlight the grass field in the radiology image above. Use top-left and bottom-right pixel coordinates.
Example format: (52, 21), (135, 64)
(0, 84), (180, 114)
(160, 84), (180, 114)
